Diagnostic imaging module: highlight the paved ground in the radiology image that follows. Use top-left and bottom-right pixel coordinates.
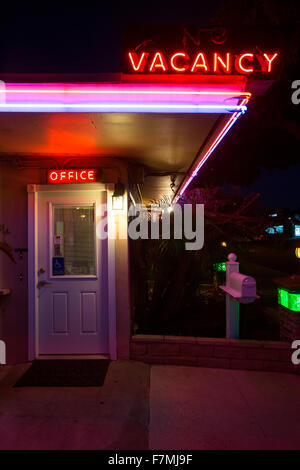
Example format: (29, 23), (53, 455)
(0, 361), (300, 449)
(149, 365), (300, 450)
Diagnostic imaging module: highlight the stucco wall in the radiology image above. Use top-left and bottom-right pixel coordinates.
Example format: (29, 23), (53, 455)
(0, 160), (40, 363)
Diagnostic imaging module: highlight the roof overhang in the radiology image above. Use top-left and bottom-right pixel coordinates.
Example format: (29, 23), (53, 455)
(0, 74), (271, 204)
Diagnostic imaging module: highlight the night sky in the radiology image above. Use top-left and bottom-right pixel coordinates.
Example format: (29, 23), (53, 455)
(0, 2), (299, 210)
(247, 166), (300, 210)
(0, 4), (225, 73)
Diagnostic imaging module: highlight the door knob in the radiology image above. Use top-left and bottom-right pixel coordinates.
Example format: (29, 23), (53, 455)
(37, 279), (52, 288)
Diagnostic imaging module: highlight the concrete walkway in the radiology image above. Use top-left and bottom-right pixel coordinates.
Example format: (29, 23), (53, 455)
(0, 360), (300, 449)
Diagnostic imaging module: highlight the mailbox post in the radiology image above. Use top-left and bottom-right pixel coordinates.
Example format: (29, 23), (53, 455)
(219, 253), (259, 339)
(225, 253), (239, 339)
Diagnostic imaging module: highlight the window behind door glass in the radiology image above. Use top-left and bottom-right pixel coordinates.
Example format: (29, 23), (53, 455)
(53, 205), (95, 276)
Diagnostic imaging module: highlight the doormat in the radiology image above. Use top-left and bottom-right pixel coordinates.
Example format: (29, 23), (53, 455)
(13, 359), (110, 387)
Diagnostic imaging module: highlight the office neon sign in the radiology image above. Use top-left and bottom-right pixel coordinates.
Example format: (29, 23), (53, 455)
(47, 169), (97, 183)
(127, 51), (278, 74)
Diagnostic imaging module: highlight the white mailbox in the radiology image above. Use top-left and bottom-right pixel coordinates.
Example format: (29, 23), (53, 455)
(220, 272), (260, 303)
(219, 253), (260, 338)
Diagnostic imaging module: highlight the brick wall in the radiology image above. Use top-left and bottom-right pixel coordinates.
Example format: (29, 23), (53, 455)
(130, 335), (300, 375)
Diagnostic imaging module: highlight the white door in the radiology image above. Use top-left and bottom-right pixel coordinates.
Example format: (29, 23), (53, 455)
(37, 189), (108, 355)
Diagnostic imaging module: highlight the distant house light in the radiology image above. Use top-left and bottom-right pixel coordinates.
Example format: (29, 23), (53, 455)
(269, 213), (278, 217)
(266, 225), (284, 234)
(278, 288), (300, 312)
(213, 262), (226, 272)
(295, 225), (300, 238)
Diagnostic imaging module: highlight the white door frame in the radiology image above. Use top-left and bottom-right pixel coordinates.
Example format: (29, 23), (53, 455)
(27, 183), (117, 360)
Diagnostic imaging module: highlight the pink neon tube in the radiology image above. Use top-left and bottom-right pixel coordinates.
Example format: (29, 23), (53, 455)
(173, 97), (250, 202)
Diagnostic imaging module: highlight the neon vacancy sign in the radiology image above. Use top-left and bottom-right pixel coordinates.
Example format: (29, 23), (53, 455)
(127, 51), (278, 74)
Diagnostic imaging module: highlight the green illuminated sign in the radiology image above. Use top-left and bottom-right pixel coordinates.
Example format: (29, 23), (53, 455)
(213, 262), (226, 272)
(278, 288), (300, 312)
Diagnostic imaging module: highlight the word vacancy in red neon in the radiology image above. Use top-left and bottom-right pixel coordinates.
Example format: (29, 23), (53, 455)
(47, 169), (97, 183)
(128, 51), (278, 74)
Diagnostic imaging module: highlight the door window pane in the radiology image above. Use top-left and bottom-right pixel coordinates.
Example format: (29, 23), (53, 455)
(53, 205), (95, 276)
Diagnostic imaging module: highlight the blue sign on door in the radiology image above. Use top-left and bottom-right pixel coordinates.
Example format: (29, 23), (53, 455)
(52, 257), (65, 276)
